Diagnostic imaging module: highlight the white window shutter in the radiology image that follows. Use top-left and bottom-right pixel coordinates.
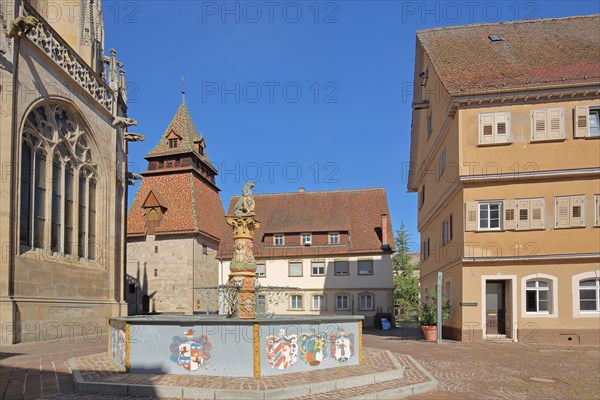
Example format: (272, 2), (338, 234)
(517, 199), (530, 230)
(532, 110), (547, 141)
(595, 195), (600, 227)
(547, 108), (563, 140)
(480, 114), (494, 144)
(530, 198), (545, 229)
(465, 202), (478, 231)
(574, 106), (589, 138)
(495, 112), (510, 143)
(570, 195), (585, 227)
(555, 197), (570, 228)
(503, 200), (517, 230)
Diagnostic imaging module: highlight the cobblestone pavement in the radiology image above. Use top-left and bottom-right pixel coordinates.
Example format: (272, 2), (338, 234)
(364, 327), (600, 400)
(2, 327), (599, 399)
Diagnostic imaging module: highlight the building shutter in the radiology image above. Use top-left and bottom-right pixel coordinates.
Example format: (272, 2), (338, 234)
(532, 110), (547, 141)
(530, 198), (545, 229)
(547, 108), (563, 140)
(555, 197), (570, 228)
(570, 195), (585, 227)
(574, 106), (589, 138)
(503, 200), (517, 230)
(517, 199), (530, 230)
(465, 202), (478, 231)
(479, 114), (494, 144)
(595, 195), (600, 227)
(495, 112), (510, 143)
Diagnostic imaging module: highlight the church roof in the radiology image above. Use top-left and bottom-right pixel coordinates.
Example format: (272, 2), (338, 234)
(145, 102), (216, 171)
(127, 172), (228, 241)
(218, 188), (395, 259)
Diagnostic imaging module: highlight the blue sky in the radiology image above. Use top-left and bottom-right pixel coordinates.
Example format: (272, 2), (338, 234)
(105, 0), (599, 252)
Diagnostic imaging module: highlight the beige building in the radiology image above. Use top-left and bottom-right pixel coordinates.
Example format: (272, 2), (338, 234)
(408, 16), (600, 344)
(126, 99), (228, 315)
(1, 1), (136, 343)
(218, 188), (395, 327)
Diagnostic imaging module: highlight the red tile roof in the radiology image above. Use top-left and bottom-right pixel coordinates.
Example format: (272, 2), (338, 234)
(218, 188), (395, 259)
(417, 15), (600, 94)
(127, 172), (228, 241)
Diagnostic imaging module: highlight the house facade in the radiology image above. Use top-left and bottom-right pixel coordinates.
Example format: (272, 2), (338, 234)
(126, 100), (228, 314)
(0, 0), (135, 343)
(218, 188), (395, 327)
(408, 15), (600, 344)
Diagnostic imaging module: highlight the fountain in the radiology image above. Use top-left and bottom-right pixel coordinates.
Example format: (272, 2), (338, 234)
(108, 183), (363, 378)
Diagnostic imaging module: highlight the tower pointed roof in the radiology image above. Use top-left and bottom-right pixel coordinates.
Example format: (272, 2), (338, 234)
(145, 102), (216, 171)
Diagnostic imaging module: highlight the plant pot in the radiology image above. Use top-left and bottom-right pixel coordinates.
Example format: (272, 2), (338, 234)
(421, 325), (437, 341)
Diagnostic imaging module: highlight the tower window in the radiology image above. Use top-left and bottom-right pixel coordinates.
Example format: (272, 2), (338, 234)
(169, 138), (178, 148)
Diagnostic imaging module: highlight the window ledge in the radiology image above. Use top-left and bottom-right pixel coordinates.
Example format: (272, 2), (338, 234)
(575, 311), (600, 318)
(524, 312), (557, 318)
(530, 138), (566, 143)
(287, 309), (304, 312)
(476, 142), (512, 147)
(514, 228), (546, 232)
(18, 247), (102, 269)
(553, 226), (586, 230)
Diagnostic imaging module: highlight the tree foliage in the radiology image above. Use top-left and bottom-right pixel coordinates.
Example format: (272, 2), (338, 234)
(392, 222), (420, 319)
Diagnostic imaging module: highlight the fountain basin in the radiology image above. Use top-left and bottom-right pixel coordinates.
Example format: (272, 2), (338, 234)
(109, 315), (363, 378)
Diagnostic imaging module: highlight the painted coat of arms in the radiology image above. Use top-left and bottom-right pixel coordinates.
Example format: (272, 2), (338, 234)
(299, 330), (328, 366)
(329, 329), (354, 362)
(169, 329), (212, 371)
(266, 329), (299, 370)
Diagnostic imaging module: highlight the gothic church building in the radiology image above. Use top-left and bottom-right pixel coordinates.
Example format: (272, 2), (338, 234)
(1, 0), (138, 343)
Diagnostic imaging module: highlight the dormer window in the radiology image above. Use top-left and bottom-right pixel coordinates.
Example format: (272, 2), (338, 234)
(168, 138), (178, 148)
(301, 233), (311, 245)
(274, 234), (284, 246)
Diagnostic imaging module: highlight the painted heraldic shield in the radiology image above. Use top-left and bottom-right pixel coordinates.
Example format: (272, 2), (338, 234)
(266, 329), (299, 370)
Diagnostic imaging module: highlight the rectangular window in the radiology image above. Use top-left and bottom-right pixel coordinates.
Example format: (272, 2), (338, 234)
(78, 176), (87, 258)
(312, 295), (325, 310)
(526, 280), (550, 313)
(290, 295), (303, 310)
(51, 160), (61, 253)
(334, 261), (349, 276)
(359, 294), (373, 310)
(128, 284), (136, 294)
(438, 148), (446, 177)
(154, 269), (158, 277)
(289, 262), (303, 277)
(422, 238), (430, 260)
(419, 185), (426, 210)
(427, 114), (433, 136)
(336, 295), (349, 310)
(479, 111), (511, 144)
(358, 260), (373, 275)
(574, 105), (600, 138)
(257, 295), (266, 314)
(531, 108), (564, 141)
(273, 234), (284, 246)
(301, 233), (311, 245)
(555, 195), (585, 228)
(88, 181), (96, 260)
(33, 152), (46, 249)
(20, 144), (32, 246)
(64, 164), (74, 254)
(478, 202), (502, 230)
(311, 261), (325, 276)
(514, 198), (545, 230)
(328, 232), (339, 244)
(442, 214), (452, 245)
(256, 262), (266, 278)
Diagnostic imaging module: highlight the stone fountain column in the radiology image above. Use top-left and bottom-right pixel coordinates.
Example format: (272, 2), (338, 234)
(226, 182), (260, 319)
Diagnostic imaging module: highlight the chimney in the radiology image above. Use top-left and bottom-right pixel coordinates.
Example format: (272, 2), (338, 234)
(298, 187), (305, 192)
(381, 214), (390, 250)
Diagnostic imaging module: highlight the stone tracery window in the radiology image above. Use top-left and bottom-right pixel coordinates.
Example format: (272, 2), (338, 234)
(19, 103), (98, 260)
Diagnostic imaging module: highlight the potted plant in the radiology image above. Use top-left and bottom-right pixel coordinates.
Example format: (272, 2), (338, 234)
(418, 292), (450, 341)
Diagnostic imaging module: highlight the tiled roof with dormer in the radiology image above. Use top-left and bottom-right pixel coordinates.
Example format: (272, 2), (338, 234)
(217, 188), (395, 259)
(145, 102), (216, 171)
(417, 15), (600, 95)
